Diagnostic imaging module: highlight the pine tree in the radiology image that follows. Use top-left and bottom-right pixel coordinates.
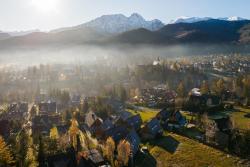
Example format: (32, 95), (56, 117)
(0, 135), (15, 166)
(37, 136), (45, 167)
(16, 130), (29, 167)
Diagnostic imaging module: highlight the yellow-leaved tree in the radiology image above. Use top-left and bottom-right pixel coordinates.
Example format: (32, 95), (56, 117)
(69, 118), (80, 149)
(50, 126), (59, 140)
(0, 135), (15, 166)
(103, 137), (115, 167)
(24, 135), (38, 167)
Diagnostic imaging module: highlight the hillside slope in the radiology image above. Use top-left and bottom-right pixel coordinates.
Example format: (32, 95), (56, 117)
(136, 133), (249, 167)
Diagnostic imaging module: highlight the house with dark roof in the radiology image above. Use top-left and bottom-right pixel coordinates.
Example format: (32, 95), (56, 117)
(9, 102), (28, 113)
(119, 111), (133, 121)
(157, 109), (187, 130)
(126, 129), (141, 156)
(101, 119), (114, 131)
(47, 147), (76, 167)
(71, 94), (81, 107)
(39, 101), (57, 113)
(156, 108), (174, 120)
(32, 114), (63, 136)
(187, 89), (222, 113)
(104, 125), (129, 143)
(84, 111), (99, 128)
(140, 118), (163, 140)
(77, 149), (107, 167)
(125, 114), (142, 131)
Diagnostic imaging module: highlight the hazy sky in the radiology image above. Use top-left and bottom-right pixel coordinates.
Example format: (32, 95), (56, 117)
(0, 0), (249, 31)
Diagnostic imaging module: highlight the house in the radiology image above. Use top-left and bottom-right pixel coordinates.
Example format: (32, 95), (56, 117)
(104, 125), (129, 143)
(71, 94), (81, 107)
(86, 118), (114, 140)
(156, 108), (174, 120)
(89, 118), (104, 138)
(32, 114), (50, 135)
(167, 110), (187, 128)
(19, 102), (29, 113)
(9, 103), (18, 112)
(101, 119), (114, 131)
(187, 89), (222, 113)
(39, 101), (57, 113)
(78, 149), (107, 167)
(126, 129), (141, 156)
(105, 98), (125, 113)
(136, 87), (176, 108)
(0, 110), (25, 122)
(157, 109), (187, 130)
(32, 114), (63, 136)
(140, 118), (163, 140)
(9, 102), (28, 113)
(84, 111), (104, 135)
(125, 114), (142, 131)
(206, 95), (221, 108)
(119, 111), (133, 121)
(47, 147), (76, 167)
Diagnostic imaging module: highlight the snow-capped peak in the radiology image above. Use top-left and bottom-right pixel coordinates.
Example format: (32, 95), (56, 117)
(130, 13), (145, 20)
(80, 13), (165, 34)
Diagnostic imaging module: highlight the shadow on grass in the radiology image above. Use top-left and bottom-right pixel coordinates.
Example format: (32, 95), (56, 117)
(135, 152), (157, 167)
(135, 135), (180, 167)
(148, 135), (180, 154)
(244, 113), (250, 118)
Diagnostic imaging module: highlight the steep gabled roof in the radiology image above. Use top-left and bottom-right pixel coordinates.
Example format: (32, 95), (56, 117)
(126, 114), (142, 130)
(126, 129), (141, 155)
(146, 118), (162, 136)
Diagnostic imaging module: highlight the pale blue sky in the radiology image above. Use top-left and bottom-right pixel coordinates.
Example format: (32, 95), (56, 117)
(0, 0), (249, 31)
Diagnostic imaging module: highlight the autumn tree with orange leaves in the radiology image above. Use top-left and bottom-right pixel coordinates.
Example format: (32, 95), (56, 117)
(117, 140), (131, 167)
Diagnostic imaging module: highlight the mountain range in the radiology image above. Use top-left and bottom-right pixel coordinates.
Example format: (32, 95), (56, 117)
(169, 16), (247, 24)
(51, 13), (164, 34)
(0, 13), (250, 49)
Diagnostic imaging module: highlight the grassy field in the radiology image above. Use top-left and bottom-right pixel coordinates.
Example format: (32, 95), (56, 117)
(208, 107), (250, 131)
(136, 132), (248, 167)
(231, 107), (250, 131)
(127, 107), (159, 122)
